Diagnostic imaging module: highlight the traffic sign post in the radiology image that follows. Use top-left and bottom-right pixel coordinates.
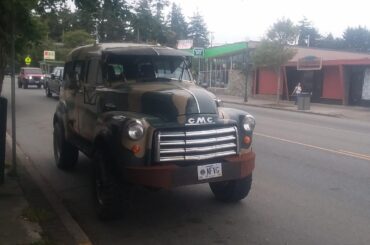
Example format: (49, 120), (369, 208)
(193, 48), (204, 81)
(193, 47), (204, 57)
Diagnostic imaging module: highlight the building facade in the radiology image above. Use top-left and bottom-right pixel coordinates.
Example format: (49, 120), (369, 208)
(253, 47), (370, 106)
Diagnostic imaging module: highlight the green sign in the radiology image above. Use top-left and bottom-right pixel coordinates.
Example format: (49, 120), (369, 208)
(193, 47), (204, 57)
(25, 56), (32, 65)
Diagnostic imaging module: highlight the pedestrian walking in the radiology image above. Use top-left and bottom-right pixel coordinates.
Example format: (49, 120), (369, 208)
(292, 82), (302, 105)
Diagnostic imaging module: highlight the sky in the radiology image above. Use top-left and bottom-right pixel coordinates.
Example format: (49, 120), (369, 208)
(172, 0), (370, 45)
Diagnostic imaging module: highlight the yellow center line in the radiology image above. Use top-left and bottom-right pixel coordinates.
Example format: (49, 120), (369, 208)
(254, 132), (370, 162)
(337, 150), (370, 160)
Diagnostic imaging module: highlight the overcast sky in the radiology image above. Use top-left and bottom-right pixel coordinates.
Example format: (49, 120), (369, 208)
(172, 0), (370, 45)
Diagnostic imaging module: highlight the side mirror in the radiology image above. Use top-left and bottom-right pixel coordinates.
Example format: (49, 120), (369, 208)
(215, 98), (223, 107)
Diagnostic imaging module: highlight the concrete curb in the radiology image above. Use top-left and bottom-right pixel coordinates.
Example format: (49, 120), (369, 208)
(6, 133), (93, 245)
(223, 100), (343, 118)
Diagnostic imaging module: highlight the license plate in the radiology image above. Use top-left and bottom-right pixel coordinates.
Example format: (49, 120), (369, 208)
(197, 163), (222, 180)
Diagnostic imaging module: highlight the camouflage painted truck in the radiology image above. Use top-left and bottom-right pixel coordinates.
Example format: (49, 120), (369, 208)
(53, 43), (256, 219)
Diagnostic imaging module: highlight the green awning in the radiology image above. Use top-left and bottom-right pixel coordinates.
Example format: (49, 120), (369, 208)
(204, 42), (248, 58)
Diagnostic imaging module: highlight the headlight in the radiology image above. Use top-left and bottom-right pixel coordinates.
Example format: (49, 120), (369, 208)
(28, 76), (32, 79)
(127, 120), (144, 140)
(41, 76), (44, 80)
(243, 114), (255, 131)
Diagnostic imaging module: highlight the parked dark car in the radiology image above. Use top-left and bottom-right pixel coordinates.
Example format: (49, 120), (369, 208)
(18, 67), (45, 89)
(45, 66), (64, 97)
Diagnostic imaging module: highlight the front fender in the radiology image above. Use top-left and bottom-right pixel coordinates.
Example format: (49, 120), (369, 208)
(218, 107), (254, 150)
(53, 100), (69, 137)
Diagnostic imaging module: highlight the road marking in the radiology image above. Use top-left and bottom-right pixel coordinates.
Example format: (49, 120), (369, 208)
(254, 132), (370, 162)
(337, 150), (370, 161)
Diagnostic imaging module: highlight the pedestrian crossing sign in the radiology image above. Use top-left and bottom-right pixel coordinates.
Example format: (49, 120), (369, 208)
(25, 56), (31, 65)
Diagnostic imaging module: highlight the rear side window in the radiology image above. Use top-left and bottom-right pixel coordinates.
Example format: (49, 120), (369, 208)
(86, 59), (103, 85)
(63, 62), (73, 81)
(74, 61), (86, 83)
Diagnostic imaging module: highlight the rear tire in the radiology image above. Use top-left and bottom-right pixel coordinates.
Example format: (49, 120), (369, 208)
(93, 150), (123, 221)
(37, 84), (41, 89)
(209, 175), (252, 202)
(23, 81), (28, 89)
(18, 82), (21, 88)
(53, 122), (79, 170)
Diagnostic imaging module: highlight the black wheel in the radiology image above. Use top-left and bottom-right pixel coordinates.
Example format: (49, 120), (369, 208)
(45, 87), (52, 97)
(37, 84), (41, 89)
(209, 175), (252, 202)
(23, 81), (28, 89)
(93, 150), (123, 220)
(53, 122), (79, 170)
(18, 82), (21, 88)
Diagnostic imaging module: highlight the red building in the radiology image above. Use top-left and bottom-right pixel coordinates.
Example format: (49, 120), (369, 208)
(253, 47), (370, 106)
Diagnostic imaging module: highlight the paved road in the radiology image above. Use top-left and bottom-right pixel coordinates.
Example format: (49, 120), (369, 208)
(3, 77), (370, 245)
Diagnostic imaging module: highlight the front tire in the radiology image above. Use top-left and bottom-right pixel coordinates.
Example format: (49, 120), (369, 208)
(45, 86), (52, 97)
(93, 150), (123, 220)
(53, 122), (79, 170)
(209, 175), (252, 202)
(23, 80), (28, 89)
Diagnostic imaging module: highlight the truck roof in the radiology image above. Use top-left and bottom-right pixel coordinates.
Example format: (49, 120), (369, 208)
(66, 42), (192, 62)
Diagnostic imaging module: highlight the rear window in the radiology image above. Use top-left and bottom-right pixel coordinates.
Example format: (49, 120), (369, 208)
(24, 68), (42, 74)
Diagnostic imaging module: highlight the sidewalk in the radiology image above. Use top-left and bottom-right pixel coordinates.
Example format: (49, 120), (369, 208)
(218, 94), (370, 121)
(0, 141), (42, 244)
(1, 134), (90, 245)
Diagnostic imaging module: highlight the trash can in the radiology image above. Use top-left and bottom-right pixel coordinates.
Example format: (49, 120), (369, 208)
(297, 92), (311, 110)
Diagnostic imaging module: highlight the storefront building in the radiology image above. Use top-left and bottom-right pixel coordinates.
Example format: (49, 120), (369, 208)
(253, 47), (370, 106)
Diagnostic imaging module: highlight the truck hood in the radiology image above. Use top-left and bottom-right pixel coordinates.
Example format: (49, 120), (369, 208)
(98, 81), (218, 122)
(25, 74), (44, 77)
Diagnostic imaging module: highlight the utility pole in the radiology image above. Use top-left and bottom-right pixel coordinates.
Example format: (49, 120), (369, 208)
(9, 0), (17, 176)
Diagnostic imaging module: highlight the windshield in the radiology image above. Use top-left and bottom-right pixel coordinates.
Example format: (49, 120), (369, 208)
(103, 55), (192, 83)
(24, 68), (42, 75)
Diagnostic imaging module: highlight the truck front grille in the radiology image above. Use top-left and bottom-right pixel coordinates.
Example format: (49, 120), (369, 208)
(155, 126), (239, 162)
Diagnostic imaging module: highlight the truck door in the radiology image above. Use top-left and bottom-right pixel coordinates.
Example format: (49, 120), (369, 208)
(63, 60), (86, 135)
(78, 58), (103, 141)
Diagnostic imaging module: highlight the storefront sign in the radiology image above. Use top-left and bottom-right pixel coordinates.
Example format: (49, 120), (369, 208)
(177, 40), (193, 50)
(297, 56), (322, 70)
(43, 50), (55, 60)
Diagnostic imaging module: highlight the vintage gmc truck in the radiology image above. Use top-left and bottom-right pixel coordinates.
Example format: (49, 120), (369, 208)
(53, 43), (256, 219)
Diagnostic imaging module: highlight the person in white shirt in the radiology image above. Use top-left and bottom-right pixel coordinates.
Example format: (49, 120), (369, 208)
(292, 82), (302, 105)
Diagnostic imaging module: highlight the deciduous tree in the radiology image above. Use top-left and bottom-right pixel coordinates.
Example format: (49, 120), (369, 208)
(251, 40), (296, 104)
(0, 0), (47, 94)
(267, 18), (298, 45)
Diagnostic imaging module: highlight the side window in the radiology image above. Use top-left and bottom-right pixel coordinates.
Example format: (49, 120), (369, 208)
(63, 62), (73, 81)
(86, 59), (103, 85)
(74, 60), (86, 83)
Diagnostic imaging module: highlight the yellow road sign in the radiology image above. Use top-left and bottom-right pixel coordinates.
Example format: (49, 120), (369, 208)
(25, 56), (31, 65)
